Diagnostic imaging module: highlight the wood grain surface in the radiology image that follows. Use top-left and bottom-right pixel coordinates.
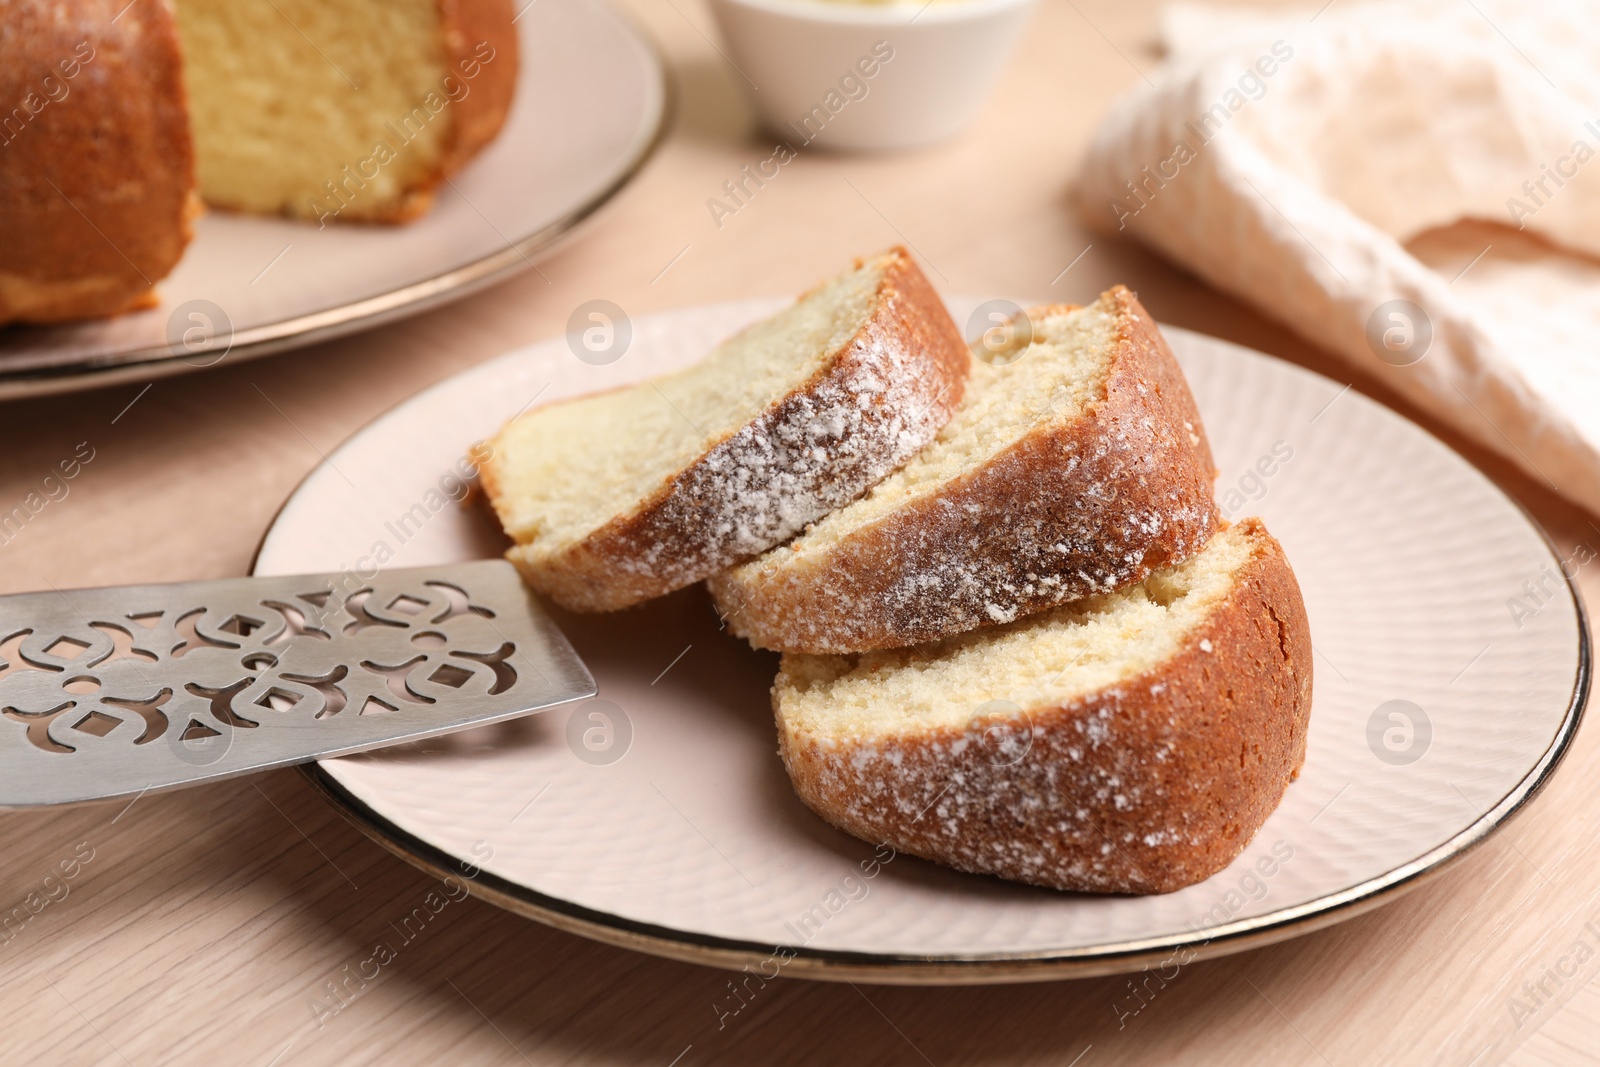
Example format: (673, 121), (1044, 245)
(1, 2), (1596, 1064)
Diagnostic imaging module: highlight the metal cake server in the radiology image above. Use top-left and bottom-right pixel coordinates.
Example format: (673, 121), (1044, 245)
(0, 560), (594, 809)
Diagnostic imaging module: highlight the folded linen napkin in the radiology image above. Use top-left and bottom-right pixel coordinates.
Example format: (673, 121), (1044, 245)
(1075, 0), (1600, 514)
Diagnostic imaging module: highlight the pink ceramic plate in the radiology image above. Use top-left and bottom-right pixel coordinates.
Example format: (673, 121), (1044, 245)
(255, 299), (1587, 983)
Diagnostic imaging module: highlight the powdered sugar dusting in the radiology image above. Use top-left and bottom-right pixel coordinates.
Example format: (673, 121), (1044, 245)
(781, 686), (1211, 893)
(714, 288), (1220, 652)
(774, 526), (1312, 894)
(620, 314), (953, 575)
(612, 284), (963, 583)
(496, 251), (969, 610)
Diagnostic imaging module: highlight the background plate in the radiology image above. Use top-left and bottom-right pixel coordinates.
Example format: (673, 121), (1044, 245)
(255, 299), (1588, 983)
(0, 0), (667, 399)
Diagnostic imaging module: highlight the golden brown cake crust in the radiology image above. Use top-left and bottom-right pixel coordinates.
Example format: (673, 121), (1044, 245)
(361, 0), (521, 223)
(710, 287), (1221, 653)
(490, 249), (971, 612)
(0, 0), (196, 325)
(775, 519), (1313, 895)
(436, 0), (519, 171)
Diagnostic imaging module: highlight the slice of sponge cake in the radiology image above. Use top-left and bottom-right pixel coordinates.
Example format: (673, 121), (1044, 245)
(773, 519), (1312, 894)
(481, 248), (970, 612)
(711, 287), (1219, 653)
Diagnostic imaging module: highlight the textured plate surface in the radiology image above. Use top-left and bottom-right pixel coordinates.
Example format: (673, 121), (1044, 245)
(255, 299), (1588, 983)
(0, 0), (666, 399)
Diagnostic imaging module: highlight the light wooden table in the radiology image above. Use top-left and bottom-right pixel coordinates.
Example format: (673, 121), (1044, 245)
(2, 2), (1596, 1063)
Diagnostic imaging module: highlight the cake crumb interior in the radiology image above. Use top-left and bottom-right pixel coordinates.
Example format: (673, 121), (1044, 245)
(489, 255), (889, 559)
(778, 524), (1258, 737)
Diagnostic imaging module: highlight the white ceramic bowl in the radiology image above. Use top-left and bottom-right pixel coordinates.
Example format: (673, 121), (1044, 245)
(706, 0), (1036, 151)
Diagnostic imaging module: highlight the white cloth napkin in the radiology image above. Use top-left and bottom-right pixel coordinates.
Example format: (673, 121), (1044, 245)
(1074, 0), (1600, 514)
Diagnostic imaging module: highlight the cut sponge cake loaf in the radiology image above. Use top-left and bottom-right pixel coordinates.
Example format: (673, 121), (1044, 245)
(174, 0), (518, 223)
(481, 248), (970, 612)
(773, 519), (1312, 894)
(710, 286), (1219, 653)
(0, 0), (198, 324)
(0, 0), (517, 325)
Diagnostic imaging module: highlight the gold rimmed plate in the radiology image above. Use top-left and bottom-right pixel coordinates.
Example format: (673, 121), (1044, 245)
(256, 298), (1588, 983)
